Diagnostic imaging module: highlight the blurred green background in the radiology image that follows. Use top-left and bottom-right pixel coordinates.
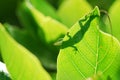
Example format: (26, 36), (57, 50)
(0, 0), (115, 26)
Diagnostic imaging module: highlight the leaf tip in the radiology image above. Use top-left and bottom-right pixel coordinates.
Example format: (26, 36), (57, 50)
(93, 6), (100, 17)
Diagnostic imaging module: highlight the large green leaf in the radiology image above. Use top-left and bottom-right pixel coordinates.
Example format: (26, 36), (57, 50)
(18, 1), (68, 53)
(0, 24), (52, 80)
(29, 4), (68, 45)
(29, 0), (60, 20)
(4, 23), (57, 70)
(108, 0), (120, 41)
(57, 0), (92, 27)
(17, 1), (68, 70)
(57, 7), (120, 80)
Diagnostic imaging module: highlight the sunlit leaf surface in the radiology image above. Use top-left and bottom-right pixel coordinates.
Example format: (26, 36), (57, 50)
(57, 7), (120, 80)
(0, 24), (52, 80)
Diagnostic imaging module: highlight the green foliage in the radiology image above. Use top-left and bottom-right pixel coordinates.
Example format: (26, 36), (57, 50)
(18, 1), (68, 46)
(57, 7), (120, 80)
(57, 0), (92, 27)
(0, 71), (11, 80)
(0, 24), (52, 80)
(30, 0), (60, 20)
(0, 0), (120, 80)
(86, 0), (115, 10)
(4, 23), (57, 70)
(108, 0), (120, 41)
(17, 1), (68, 70)
(0, 0), (22, 25)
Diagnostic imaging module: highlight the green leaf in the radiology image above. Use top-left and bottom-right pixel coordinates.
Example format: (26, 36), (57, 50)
(0, 71), (11, 80)
(108, 0), (120, 41)
(57, 7), (120, 80)
(49, 72), (56, 80)
(0, 24), (52, 80)
(4, 23), (57, 70)
(29, 4), (68, 44)
(18, 1), (68, 53)
(29, 0), (60, 20)
(57, 0), (92, 27)
(17, 1), (68, 70)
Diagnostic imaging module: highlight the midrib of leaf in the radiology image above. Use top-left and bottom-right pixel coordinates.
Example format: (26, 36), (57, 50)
(73, 23), (114, 79)
(73, 27), (100, 79)
(95, 25), (100, 75)
(57, 7), (120, 80)
(62, 9), (101, 79)
(94, 29), (118, 75)
(71, 21), (101, 79)
(76, 25), (117, 78)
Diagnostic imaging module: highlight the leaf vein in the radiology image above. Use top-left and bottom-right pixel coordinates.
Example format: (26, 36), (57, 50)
(68, 50), (87, 79)
(98, 46), (110, 64)
(76, 48), (95, 69)
(103, 45), (118, 73)
(94, 26), (100, 74)
(83, 39), (96, 56)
